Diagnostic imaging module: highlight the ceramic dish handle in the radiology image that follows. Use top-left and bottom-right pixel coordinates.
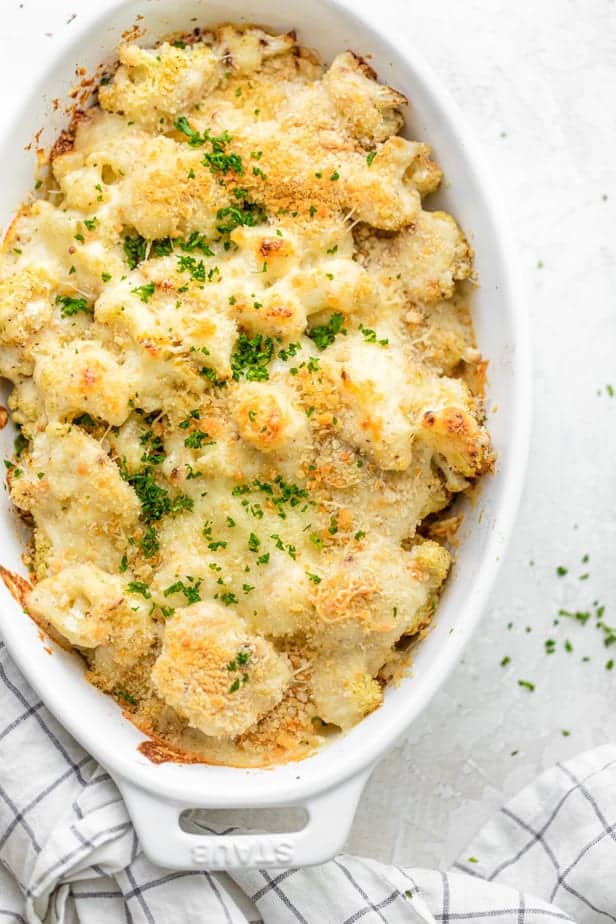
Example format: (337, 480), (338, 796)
(117, 769), (372, 870)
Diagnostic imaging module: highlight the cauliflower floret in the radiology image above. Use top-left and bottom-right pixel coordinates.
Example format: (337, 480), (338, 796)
(99, 42), (219, 131)
(367, 209), (473, 302)
(311, 655), (383, 730)
(419, 403), (492, 478)
(0, 267), (54, 378)
(323, 52), (406, 144)
(95, 267), (237, 381)
(232, 380), (309, 455)
(33, 340), (133, 426)
(289, 258), (376, 317)
(320, 332), (414, 471)
(27, 563), (153, 659)
(310, 538), (450, 727)
(118, 140), (227, 240)
(341, 137), (433, 231)
(213, 26), (296, 75)
(151, 602), (291, 737)
(10, 424), (140, 577)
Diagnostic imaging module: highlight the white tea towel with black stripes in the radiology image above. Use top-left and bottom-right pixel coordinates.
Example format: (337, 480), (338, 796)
(0, 642), (613, 924)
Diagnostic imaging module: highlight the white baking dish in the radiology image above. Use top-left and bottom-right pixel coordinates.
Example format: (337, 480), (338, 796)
(0, 0), (530, 870)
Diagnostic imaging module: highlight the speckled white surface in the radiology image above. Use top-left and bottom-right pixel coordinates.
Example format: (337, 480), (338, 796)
(1, 0), (615, 872)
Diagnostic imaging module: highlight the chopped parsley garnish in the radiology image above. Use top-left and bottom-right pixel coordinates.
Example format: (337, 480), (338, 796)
(231, 333), (275, 381)
(556, 566), (568, 576)
(248, 532), (260, 552)
(151, 237), (174, 257)
(132, 282), (156, 303)
(123, 234), (148, 269)
(139, 430), (165, 466)
(366, 150), (377, 166)
(329, 170), (340, 181)
(139, 525), (159, 558)
(184, 430), (214, 449)
(55, 295), (92, 318)
(3, 460), (22, 478)
(278, 342), (301, 362)
(84, 217), (98, 231)
(163, 576), (202, 604)
(169, 494), (194, 515)
(119, 554), (129, 573)
(179, 409), (200, 429)
(73, 412), (97, 429)
(177, 254), (206, 281)
(518, 679), (535, 692)
(253, 474), (311, 518)
(127, 580), (151, 598)
(200, 366), (227, 387)
(216, 200), (267, 234)
(220, 591), (238, 606)
(270, 534), (296, 559)
(359, 324), (388, 346)
(120, 462), (192, 523)
(115, 690), (137, 705)
(500, 655), (511, 666)
(179, 231), (214, 256)
(308, 312), (346, 350)
(14, 432), (29, 456)
(228, 650), (251, 670)
(174, 118), (242, 174)
(306, 572), (322, 584)
(174, 116), (214, 146)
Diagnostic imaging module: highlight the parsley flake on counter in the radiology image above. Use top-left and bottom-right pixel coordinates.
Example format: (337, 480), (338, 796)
(518, 679), (535, 692)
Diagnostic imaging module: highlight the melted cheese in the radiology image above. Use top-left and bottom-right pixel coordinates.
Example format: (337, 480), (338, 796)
(0, 24), (492, 767)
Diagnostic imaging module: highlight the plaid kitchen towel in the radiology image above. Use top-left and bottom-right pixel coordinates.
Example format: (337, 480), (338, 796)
(0, 641), (612, 924)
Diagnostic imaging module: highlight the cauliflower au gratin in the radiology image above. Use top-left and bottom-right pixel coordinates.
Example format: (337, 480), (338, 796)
(0, 25), (493, 766)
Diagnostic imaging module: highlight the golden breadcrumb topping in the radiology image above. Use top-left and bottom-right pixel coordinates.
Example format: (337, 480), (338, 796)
(0, 24), (492, 766)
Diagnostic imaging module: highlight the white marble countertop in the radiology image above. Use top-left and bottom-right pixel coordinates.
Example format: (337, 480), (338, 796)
(1, 0), (615, 871)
